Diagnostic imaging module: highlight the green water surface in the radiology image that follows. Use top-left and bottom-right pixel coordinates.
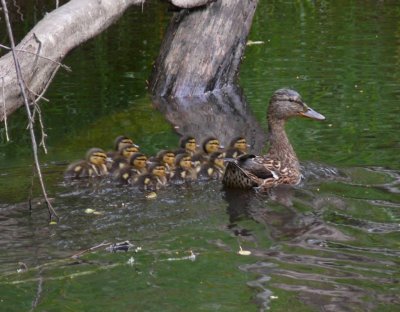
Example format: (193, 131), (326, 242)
(1, 0), (400, 311)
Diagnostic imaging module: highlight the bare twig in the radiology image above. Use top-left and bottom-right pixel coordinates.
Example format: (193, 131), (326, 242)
(71, 241), (112, 259)
(0, 43), (72, 72)
(1, 0), (59, 222)
(34, 104), (48, 154)
(1, 77), (9, 141)
(30, 269), (44, 312)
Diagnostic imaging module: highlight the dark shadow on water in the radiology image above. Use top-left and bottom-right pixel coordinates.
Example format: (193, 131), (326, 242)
(152, 85), (267, 153)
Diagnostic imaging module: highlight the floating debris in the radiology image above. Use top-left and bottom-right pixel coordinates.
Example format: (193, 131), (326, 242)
(161, 250), (196, 262)
(247, 40), (265, 46)
(127, 257), (135, 266)
(238, 245), (251, 256)
(145, 192), (157, 199)
(106, 241), (135, 253)
(84, 208), (103, 215)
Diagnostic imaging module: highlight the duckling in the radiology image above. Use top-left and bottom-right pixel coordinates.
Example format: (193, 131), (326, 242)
(135, 163), (168, 189)
(197, 152), (225, 180)
(65, 148), (108, 179)
(107, 136), (138, 159)
(109, 144), (140, 173)
(175, 136), (198, 156)
(224, 136), (249, 159)
(169, 153), (197, 184)
(222, 88), (325, 191)
(155, 150), (176, 177)
(192, 137), (222, 169)
(113, 153), (148, 185)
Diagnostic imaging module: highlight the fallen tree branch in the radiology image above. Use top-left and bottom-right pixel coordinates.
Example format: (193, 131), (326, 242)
(1, 0), (58, 222)
(0, 0), (145, 121)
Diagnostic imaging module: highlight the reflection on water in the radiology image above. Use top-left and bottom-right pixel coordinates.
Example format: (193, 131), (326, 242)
(152, 85), (266, 153)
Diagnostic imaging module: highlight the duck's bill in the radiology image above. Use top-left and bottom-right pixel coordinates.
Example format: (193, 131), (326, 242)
(300, 108), (325, 121)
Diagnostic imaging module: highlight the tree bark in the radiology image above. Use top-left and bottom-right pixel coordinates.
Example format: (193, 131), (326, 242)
(149, 0), (259, 97)
(0, 0), (144, 121)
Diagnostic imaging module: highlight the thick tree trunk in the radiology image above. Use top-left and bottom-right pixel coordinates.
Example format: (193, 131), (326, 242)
(0, 0), (143, 121)
(149, 0), (259, 97)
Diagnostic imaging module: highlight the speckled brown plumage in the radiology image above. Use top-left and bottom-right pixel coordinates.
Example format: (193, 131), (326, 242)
(222, 89), (325, 192)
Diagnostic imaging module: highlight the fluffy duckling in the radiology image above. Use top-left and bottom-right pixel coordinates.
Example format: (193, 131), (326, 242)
(169, 153), (197, 184)
(224, 136), (249, 159)
(154, 150), (176, 177)
(175, 136), (198, 156)
(107, 135), (138, 159)
(109, 144), (140, 173)
(135, 163), (168, 190)
(113, 153), (148, 185)
(65, 148), (108, 179)
(197, 152), (225, 180)
(192, 137), (222, 170)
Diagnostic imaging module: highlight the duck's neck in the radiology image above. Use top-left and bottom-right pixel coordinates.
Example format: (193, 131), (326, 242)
(267, 118), (299, 169)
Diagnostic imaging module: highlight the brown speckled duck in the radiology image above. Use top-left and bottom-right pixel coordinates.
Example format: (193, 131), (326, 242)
(222, 89), (325, 192)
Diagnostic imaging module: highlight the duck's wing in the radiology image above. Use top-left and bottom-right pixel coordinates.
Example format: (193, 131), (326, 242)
(222, 154), (280, 189)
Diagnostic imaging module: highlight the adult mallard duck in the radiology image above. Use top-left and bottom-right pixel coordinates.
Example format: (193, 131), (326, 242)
(65, 148), (108, 179)
(222, 89), (325, 192)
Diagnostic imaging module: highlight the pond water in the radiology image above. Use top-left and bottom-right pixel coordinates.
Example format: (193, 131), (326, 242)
(1, 0), (400, 311)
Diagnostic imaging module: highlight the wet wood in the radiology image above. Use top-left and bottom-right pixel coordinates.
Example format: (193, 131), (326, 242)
(0, 0), (143, 121)
(150, 0), (259, 97)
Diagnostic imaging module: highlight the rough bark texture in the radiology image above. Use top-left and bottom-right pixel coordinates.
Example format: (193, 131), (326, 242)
(150, 0), (259, 97)
(0, 0), (143, 121)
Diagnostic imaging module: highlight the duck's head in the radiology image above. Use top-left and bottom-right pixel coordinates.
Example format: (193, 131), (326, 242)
(120, 144), (140, 158)
(209, 152), (225, 169)
(229, 136), (248, 153)
(148, 163), (167, 178)
(179, 136), (198, 153)
(202, 137), (222, 154)
(157, 150), (176, 167)
(268, 89), (325, 122)
(86, 148), (107, 166)
(129, 152), (148, 169)
(175, 153), (192, 170)
(114, 136), (138, 151)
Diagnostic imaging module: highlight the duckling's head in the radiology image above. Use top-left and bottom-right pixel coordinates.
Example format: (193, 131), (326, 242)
(148, 163), (167, 178)
(175, 153), (192, 170)
(120, 144), (140, 158)
(114, 136), (138, 151)
(129, 152), (148, 169)
(202, 137), (221, 154)
(229, 136), (248, 153)
(86, 148), (107, 166)
(268, 89), (325, 122)
(179, 136), (197, 153)
(209, 152), (225, 169)
(157, 150), (176, 167)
